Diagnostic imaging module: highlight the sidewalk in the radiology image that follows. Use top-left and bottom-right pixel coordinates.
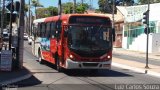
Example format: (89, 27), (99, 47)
(0, 67), (32, 85)
(0, 48), (160, 85)
(112, 48), (160, 78)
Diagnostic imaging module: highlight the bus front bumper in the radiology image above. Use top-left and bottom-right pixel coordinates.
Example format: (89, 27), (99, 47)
(66, 59), (111, 69)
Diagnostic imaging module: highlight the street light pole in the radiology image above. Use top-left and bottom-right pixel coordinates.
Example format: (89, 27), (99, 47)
(17, 0), (25, 69)
(112, 0), (115, 29)
(145, 0), (150, 69)
(9, 0), (13, 50)
(28, 0), (31, 36)
(73, 0), (76, 13)
(112, 0), (115, 42)
(58, 0), (61, 15)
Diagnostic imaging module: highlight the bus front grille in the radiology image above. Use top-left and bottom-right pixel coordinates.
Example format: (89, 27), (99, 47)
(82, 63), (98, 67)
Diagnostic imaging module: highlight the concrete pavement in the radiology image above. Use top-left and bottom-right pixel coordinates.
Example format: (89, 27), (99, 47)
(0, 67), (32, 85)
(0, 48), (160, 85)
(112, 48), (160, 78)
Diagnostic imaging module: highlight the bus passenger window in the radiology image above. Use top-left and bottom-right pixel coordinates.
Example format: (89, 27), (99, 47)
(46, 23), (51, 38)
(38, 23), (42, 37)
(51, 22), (56, 38)
(41, 23), (46, 37)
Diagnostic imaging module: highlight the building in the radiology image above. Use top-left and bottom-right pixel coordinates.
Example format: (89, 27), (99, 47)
(117, 3), (160, 53)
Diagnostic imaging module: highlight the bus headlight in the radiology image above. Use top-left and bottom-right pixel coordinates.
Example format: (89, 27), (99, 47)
(69, 54), (74, 59)
(69, 54), (76, 61)
(107, 55), (111, 59)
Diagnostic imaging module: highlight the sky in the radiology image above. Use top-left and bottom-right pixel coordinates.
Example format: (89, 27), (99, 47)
(25, 0), (99, 9)
(25, 0), (139, 9)
(25, 0), (139, 15)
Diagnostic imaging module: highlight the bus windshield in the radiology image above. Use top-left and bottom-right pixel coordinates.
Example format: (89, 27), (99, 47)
(67, 25), (112, 57)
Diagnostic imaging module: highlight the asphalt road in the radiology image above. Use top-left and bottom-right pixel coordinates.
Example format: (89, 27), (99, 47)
(10, 41), (160, 90)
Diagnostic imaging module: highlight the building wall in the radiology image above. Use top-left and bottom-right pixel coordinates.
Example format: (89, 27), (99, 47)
(123, 33), (160, 53)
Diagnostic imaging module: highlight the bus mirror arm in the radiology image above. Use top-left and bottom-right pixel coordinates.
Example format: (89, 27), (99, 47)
(112, 28), (115, 42)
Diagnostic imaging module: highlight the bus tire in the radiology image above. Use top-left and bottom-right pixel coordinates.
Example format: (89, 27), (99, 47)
(38, 49), (45, 64)
(56, 57), (62, 72)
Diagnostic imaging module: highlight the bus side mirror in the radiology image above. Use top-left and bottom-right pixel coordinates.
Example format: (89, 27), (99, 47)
(112, 28), (115, 42)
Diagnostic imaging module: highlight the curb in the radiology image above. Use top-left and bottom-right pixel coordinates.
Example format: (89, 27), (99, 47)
(112, 62), (160, 78)
(0, 73), (32, 85)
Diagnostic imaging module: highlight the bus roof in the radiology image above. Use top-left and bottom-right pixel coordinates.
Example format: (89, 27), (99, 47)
(33, 18), (46, 23)
(34, 14), (109, 23)
(33, 14), (111, 23)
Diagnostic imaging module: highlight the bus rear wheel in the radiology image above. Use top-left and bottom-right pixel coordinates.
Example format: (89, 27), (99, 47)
(38, 49), (45, 64)
(56, 57), (62, 72)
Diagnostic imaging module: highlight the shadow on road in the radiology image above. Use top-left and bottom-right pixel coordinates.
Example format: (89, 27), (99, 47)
(34, 59), (133, 77)
(10, 75), (42, 88)
(63, 69), (133, 77)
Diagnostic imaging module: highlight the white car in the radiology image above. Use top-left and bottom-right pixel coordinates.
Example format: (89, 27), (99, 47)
(28, 36), (32, 45)
(24, 33), (28, 40)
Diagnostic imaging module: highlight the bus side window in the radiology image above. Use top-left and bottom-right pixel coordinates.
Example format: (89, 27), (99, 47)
(46, 22), (51, 38)
(38, 23), (42, 37)
(41, 23), (46, 37)
(56, 20), (62, 38)
(33, 24), (37, 37)
(50, 22), (56, 38)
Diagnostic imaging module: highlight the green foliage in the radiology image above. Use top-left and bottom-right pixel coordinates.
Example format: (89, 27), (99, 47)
(62, 2), (73, 14)
(62, 2), (89, 14)
(24, 4), (29, 12)
(139, 0), (160, 4)
(98, 0), (135, 13)
(31, 0), (43, 7)
(98, 0), (112, 13)
(47, 6), (58, 16)
(36, 7), (58, 18)
(31, 0), (43, 18)
(76, 3), (89, 13)
(36, 8), (49, 18)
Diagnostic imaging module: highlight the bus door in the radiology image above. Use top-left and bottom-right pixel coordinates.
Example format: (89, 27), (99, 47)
(40, 23), (51, 62)
(50, 22), (57, 64)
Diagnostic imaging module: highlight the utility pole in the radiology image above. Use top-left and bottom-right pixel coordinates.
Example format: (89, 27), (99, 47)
(145, 0), (150, 69)
(58, 0), (61, 15)
(17, 0), (25, 69)
(1, 0), (5, 37)
(0, 0), (2, 38)
(112, 0), (115, 29)
(28, 0), (31, 36)
(73, 0), (76, 13)
(112, 0), (115, 42)
(9, 0), (13, 50)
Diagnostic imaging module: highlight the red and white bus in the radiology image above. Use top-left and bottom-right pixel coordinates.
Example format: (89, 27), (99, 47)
(32, 14), (114, 71)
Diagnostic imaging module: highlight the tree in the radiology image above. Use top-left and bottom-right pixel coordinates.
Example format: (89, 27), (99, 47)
(139, 0), (160, 4)
(36, 6), (58, 18)
(36, 8), (49, 18)
(76, 3), (89, 13)
(47, 6), (58, 16)
(62, 2), (73, 14)
(98, 0), (134, 13)
(31, 0), (43, 19)
(62, 2), (89, 14)
(98, 0), (113, 13)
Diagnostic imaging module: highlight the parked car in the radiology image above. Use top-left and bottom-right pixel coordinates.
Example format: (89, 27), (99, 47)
(28, 36), (32, 45)
(24, 33), (28, 40)
(3, 32), (9, 41)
